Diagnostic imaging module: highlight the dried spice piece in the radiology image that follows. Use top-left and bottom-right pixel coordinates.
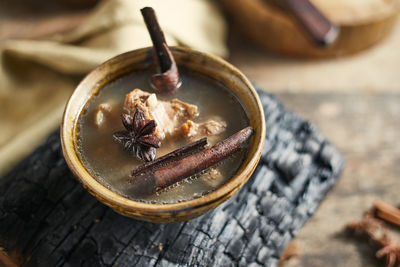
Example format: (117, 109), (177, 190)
(373, 200), (400, 228)
(346, 212), (400, 267)
(131, 137), (208, 176)
(128, 126), (254, 195)
(141, 7), (181, 94)
(113, 108), (161, 162)
(278, 242), (301, 267)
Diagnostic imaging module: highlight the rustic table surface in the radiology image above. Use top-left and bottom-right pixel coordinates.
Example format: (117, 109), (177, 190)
(1, 2), (400, 266)
(228, 22), (400, 267)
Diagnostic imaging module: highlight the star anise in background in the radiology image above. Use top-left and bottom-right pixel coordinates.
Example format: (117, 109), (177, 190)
(113, 108), (161, 162)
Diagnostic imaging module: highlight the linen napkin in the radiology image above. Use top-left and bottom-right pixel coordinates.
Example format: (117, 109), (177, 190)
(0, 0), (227, 176)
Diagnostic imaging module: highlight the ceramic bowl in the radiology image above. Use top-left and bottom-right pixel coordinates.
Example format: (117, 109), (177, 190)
(61, 46), (265, 223)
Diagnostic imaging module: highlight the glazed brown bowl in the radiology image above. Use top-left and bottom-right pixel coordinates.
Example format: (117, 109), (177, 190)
(61, 46), (265, 223)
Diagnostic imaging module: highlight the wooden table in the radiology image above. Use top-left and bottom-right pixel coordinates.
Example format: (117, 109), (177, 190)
(1, 2), (399, 265)
(228, 23), (400, 266)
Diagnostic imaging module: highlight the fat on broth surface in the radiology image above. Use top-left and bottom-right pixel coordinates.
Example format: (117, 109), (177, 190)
(77, 70), (249, 204)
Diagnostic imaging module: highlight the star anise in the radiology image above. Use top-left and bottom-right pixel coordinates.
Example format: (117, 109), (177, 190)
(113, 108), (161, 162)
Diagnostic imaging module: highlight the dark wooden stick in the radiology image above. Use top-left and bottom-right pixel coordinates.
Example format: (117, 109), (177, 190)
(141, 7), (181, 93)
(150, 44), (181, 94)
(131, 137), (208, 176)
(278, 0), (339, 46)
(129, 127), (254, 195)
(141, 7), (170, 72)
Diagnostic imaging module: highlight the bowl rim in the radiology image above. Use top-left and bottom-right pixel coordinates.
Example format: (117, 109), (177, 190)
(61, 46), (266, 214)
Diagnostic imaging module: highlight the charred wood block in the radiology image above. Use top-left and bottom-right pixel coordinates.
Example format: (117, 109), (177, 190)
(0, 89), (344, 266)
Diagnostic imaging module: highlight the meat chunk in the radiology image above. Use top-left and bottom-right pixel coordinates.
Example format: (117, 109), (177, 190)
(124, 89), (198, 139)
(180, 118), (227, 140)
(201, 167), (224, 188)
(94, 103), (112, 127)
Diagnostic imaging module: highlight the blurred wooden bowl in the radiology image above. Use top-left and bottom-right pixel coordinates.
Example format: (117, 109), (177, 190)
(61, 0), (99, 9)
(218, 0), (400, 58)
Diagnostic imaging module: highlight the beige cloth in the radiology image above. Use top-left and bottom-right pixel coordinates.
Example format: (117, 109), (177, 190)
(0, 0), (227, 176)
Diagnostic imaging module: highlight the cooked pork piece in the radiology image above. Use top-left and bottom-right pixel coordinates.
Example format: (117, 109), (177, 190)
(180, 118), (227, 140)
(201, 167), (224, 188)
(124, 89), (198, 139)
(94, 103), (112, 127)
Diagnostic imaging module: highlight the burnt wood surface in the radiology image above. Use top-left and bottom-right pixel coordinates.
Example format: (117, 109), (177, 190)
(0, 89), (344, 267)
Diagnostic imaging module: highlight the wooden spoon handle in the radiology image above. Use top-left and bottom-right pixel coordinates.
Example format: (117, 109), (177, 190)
(279, 0), (339, 46)
(141, 7), (170, 73)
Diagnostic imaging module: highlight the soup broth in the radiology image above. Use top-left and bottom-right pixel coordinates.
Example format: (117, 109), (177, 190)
(77, 70), (249, 204)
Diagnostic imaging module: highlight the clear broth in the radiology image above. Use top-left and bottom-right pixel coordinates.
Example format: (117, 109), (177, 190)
(77, 70), (249, 204)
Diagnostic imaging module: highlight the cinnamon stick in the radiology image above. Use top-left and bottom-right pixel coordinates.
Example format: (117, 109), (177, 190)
(128, 126), (254, 195)
(346, 213), (400, 267)
(374, 200), (400, 228)
(131, 137), (208, 176)
(141, 7), (181, 94)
